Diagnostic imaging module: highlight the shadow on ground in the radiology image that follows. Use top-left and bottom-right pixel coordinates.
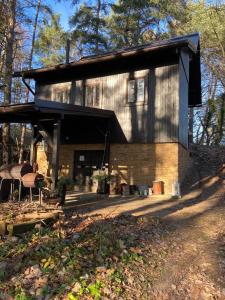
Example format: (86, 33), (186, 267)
(1, 162), (225, 299)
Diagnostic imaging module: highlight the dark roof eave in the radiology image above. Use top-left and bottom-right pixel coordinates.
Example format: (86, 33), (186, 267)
(13, 39), (197, 80)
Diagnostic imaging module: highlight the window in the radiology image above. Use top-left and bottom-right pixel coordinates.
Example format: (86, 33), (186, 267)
(127, 77), (145, 103)
(128, 80), (136, 103)
(55, 90), (70, 104)
(72, 81), (83, 105)
(55, 91), (63, 102)
(86, 84), (100, 107)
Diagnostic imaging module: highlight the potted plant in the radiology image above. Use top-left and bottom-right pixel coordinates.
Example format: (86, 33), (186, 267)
(92, 171), (112, 194)
(56, 176), (74, 206)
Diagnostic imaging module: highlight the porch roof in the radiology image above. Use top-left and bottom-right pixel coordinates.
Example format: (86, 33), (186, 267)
(0, 99), (115, 123)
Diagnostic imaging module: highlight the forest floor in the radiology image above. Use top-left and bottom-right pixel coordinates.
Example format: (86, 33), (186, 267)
(1, 148), (225, 299)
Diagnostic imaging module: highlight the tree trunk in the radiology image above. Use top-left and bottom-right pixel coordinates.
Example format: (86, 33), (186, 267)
(188, 107), (194, 144)
(95, 0), (101, 54)
(2, 0), (16, 165)
(19, 0), (41, 164)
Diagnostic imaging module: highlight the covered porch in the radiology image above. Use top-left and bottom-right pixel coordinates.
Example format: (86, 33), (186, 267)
(0, 99), (126, 191)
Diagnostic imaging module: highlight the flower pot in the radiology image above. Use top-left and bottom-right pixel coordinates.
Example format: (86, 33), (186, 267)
(97, 179), (109, 194)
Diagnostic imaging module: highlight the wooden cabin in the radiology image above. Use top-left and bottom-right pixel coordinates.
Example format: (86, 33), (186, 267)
(0, 33), (201, 194)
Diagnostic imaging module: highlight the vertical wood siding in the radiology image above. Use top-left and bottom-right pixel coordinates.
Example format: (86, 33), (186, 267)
(179, 50), (189, 147)
(35, 65), (182, 144)
(152, 65), (179, 143)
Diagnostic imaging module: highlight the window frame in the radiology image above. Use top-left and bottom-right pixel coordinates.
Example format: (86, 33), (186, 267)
(85, 82), (101, 107)
(126, 74), (148, 105)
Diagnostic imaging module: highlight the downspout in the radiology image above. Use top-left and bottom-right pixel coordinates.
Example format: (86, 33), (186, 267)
(22, 76), (35, 96)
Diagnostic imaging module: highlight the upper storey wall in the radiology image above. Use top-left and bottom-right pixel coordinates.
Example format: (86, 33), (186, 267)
(35, 63), (185, 145)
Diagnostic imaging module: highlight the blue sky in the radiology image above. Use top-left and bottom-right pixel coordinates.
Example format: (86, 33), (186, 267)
(49, 0), (115, 30)
(50, 0), (75, 30)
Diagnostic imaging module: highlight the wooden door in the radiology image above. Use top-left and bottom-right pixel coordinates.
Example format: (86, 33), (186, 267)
(73, 150), (104, 190)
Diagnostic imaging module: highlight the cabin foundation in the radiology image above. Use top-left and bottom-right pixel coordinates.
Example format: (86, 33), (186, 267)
(36, 142), (188, 194)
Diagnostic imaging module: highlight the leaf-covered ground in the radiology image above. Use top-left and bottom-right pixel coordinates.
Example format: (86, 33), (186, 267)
(2, 146), (225, 299)
(1, 199), (225, 300)
(0, 213), (176, 300)
(2, 174), (225, 300)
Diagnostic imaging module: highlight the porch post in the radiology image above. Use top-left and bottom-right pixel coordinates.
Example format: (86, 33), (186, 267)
(30, 124), (38, 165)
(105, 119), (111, 173)
(51, 120), (61, 191)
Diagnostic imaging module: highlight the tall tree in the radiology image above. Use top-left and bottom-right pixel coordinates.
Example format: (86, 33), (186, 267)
(108, 0), (186, 48)
(18, 0), (41, 164)
(168, 1), (225, 145)
(108, 0), (158, 48)
(2, 0), (17, 164)
(70, 0), (108, 56)
(196, 94), (225, 145)
(169, 1), (225, 91)
(0, 1), (9, 90)
(35, 14), (66, 66)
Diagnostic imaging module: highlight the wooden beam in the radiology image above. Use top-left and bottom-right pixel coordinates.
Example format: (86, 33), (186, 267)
(105, 119), (111, 168)
(105, 129), (110, 169)
(30, 125), (39, 164)
(101, 120), (111, 172)
(51, 120), (61, 191)
(82, 79), (86, 106)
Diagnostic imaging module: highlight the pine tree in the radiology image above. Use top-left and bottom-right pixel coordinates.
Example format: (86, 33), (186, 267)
(70, 0), (108, 56)
(35, 14), (66, 66)
(108, 0), (186, 48)
(19, 0), (41, 164)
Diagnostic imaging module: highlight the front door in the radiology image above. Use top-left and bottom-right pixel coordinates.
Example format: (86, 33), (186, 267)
(73, 150), (104, 191)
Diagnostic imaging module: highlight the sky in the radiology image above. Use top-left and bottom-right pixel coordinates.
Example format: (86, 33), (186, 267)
(50, 0), (74, 31)
(50, 0), (115, 30)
